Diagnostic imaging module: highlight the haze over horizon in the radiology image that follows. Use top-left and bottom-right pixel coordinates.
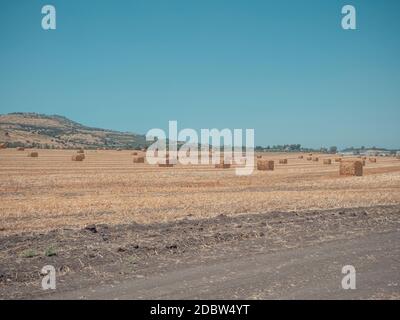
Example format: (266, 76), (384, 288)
(1, 0), (399, 149)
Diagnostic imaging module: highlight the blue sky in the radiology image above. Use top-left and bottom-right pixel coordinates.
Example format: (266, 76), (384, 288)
(0, 0), (399, 148)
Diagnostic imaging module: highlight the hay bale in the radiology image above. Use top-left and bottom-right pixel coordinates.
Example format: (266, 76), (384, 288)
(215, 162), (231, 169)
(0, 142), (7, 149)
(132, 151), (138, 156)
(323, 159), (332, 165)
(298, 155), (304, 159)
(158, 153), (177, 165)
(334, 158), (342, 162)
(340, 160), (363, 176)
(279, 159), (288, 164)
(158, 159), (174, 167)
(369, 158), (377, 163)
(312, 157), (319, 161)
(133, 156), (145, 163)
(308, 153), (313, 156)
(256, 155), (262, 159)
(215, 158), (231, 169)
(77, 149), (85, 154)
(72, 154), (85, 161)
(28, 152), (38, 157)
(215, 163), (231, 169)
(306, 157), (312, 161)
(17, 147), (25, 151)
(257, 160), (274, 171)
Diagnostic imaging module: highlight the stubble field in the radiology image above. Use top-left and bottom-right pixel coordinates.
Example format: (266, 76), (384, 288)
(1, 148), (400, 235)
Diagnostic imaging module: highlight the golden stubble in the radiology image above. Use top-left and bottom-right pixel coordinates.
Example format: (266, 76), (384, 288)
(1, 149), (400, 234)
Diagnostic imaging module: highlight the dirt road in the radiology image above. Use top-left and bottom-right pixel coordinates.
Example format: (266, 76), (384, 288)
(1, 205), (399, 299)
(49, 230), (399, 300)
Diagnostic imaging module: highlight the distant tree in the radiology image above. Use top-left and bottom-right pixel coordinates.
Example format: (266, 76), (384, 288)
(289, 144), (301, 151)
(329, 146), (338, 154)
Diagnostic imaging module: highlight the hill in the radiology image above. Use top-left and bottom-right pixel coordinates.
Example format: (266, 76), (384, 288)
(0, 112), (147, 149)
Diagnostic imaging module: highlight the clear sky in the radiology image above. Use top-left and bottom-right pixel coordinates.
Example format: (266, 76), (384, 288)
(1, 0), (399, 149)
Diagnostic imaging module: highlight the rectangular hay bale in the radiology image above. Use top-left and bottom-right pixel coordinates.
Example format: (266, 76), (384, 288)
(257, 160), (274, 171)
(133, 156), (145, 163)
(340, 160), (363, 176)
(72, 154), (85, 161)
(28, 152), (38, 157)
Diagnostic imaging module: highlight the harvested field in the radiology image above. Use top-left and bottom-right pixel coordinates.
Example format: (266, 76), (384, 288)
(0, 149), (400, 234)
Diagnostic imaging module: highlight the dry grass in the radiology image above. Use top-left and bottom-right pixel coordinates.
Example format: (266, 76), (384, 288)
(0, 149), (400, 234)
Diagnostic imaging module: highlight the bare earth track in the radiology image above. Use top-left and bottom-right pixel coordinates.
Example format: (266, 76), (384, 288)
(1, 205), (399, 299)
